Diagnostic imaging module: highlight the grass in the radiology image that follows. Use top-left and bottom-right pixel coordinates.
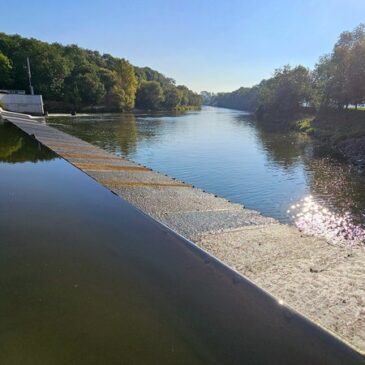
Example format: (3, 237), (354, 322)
(296, 117), (315, 134)
(312, 109), (365, 144)
(259, 107), (365, 147)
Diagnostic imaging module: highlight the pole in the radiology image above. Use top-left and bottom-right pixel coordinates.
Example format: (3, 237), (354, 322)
(26, 57), (34, 95)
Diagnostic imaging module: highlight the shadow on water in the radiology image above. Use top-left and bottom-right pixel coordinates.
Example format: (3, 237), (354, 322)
(234, 113), (310, 170)
(0, 122), (56, 163)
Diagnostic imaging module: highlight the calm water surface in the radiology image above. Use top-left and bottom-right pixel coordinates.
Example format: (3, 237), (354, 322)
(0, 122), (233, 364)
(0, 121), (270, 364)
(49, 107), (365, 246)
(5, 121), (356, 365)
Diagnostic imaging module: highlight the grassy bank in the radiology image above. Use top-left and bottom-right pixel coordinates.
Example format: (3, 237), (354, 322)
(258, 108), (365, 167)
(303, 110), (365, 167)
(309, 110), (365, 144)
(255, 109), (316, 132)
(258, 109), (365, 142)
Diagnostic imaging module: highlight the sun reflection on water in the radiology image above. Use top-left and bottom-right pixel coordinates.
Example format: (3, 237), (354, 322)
(288, 195), (365, 247)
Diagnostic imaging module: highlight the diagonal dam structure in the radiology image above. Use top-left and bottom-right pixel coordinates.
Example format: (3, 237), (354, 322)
(1, 107), (364, 364)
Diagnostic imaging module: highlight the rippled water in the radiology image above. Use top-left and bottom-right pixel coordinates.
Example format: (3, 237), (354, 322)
(48, 107), (365, 245)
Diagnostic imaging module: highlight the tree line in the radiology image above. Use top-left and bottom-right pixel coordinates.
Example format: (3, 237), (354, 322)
(203, 24), (365, 118)
(0, 33), (201, 112)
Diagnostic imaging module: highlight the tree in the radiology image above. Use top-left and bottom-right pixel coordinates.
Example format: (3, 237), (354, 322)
(65, 71), (105, 106)
(163, 87), (181, 109)
(0, 32), (201, 111)
(98, 68), (118, 92)
(112, 59), (137, 110)
(176, 85), (190, 105)
(32, 48), (72, 99)
(347, 39), (365, 108)
(105, 86), (126, 111)
(314, 24), (365, 109)
(136, 81), (164, 110)
(0, 51), (12, 87)
(329, 33), (352, 108)
(312, 55), (334, 108)
(257, 65), (314, 114)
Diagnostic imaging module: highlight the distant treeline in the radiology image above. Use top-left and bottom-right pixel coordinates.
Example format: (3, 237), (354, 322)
(0, 33), (201, 112)
(202, 24), (365, 118)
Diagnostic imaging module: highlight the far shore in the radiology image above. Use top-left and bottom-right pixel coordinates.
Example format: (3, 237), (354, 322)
(206, 104), (365, 170)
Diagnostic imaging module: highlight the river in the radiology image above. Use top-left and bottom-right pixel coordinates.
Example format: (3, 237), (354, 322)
(2, 119), (362, 363)
(48, 106), (365, 246)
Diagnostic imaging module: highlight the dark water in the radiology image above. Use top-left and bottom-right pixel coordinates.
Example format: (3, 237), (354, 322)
(48, 106), (365, 246)
(0, 122), (219, 364)
(1, 121), (362, 365)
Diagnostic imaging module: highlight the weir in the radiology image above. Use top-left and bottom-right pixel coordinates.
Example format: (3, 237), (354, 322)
(1, 108), (364, 363)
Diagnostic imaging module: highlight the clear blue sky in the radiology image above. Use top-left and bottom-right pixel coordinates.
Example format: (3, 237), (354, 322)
(3, 0), (365, 92)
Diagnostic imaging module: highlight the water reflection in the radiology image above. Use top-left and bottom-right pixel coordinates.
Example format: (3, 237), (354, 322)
(234, 114), (309, 169)
(289, 196), (365, 246)
(257, 130), (310, 169)
(0, 122), (55, 163)
(48, 107), (365, 246)
(290, 156), (365, 246)
(304, 156), (365, 218)
(115, 114), (138, 154)
(49, 113), (165, 156)
(0, 121), (228, 363)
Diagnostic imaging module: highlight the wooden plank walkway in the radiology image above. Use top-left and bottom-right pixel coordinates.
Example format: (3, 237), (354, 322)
(5, 116), (365, 356)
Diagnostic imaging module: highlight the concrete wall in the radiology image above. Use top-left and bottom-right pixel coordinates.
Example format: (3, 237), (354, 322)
(0, 93), (44, 115)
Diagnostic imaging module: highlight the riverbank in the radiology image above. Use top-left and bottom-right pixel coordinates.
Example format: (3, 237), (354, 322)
(310, 110), (365, 168)
(257, 109), (365, 168)
(44, 100), (201, 114)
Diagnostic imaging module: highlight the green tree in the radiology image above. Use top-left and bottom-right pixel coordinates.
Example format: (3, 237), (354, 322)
(65, 71), (105, 106)
(98, 68), (118, 92)
(0, 32), (201, 111)
(105, 86), (126, 110)
(32, 49), (72, 99)
(163, 87), (181, 109)
(0, 51), (12, 87)
(329, 32), (352, 108)
(312, 55), (334, 108)
(314, 24), (365, 109)
(176, 85), (190, 105)
(136, 81), (164, 110)
(257, 65), (314, 114)
(347, 39), (365, 108)
(112, 59), (137, 110)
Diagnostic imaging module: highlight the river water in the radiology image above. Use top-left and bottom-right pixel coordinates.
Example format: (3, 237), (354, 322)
(5, 119), (355, 364)
(48, 106), (365, 246)
(0, 121), (259, 364)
